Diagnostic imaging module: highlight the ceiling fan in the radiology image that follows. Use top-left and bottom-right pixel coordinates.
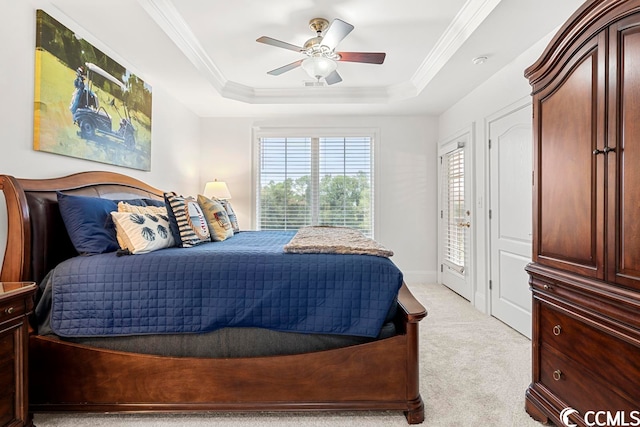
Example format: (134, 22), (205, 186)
(256, 17), (386, 85)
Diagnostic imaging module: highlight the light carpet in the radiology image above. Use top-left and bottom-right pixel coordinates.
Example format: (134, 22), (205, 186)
(33, 283), (542, 427)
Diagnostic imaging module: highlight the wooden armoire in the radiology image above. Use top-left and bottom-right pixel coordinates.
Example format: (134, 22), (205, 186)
(524, 0), (640, 425)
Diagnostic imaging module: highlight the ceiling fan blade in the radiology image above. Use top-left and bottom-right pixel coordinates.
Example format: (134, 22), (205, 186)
(321, 19), (354, 50)
(256, 36), (303, 53)
(324, 70), (342, 85)
(267, 59), (304, 76)
(337, 52), (386, 64)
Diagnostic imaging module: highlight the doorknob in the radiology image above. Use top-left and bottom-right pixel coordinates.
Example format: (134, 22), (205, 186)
(457, 222), (471, 228)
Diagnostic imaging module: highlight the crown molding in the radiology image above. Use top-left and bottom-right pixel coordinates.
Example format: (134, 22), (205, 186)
(410, 0), (503, 92)
(139, 0), (499, 105)
(138, 0), (228, 92)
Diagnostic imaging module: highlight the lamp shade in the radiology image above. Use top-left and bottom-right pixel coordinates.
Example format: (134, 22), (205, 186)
(203, 180), (231, 200)
(301, 56), (337, 80)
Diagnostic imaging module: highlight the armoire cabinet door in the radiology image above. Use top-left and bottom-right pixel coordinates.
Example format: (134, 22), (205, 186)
(533, 32), (606, 279)
(608, 15), (640, 290)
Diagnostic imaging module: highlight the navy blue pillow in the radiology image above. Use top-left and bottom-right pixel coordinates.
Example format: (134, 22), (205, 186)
(57, 192), (163, 254)
(141, 198), (165, 207)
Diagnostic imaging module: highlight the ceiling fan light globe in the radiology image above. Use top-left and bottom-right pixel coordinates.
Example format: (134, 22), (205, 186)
(302, 56), (337, 80)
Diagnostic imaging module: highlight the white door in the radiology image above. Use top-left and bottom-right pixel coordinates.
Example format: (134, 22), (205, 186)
(438, 133), (472, 300)
(488, 103), (533, 338)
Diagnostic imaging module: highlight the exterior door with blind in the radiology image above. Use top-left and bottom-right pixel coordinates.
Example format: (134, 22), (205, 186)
(438, 134), (471, 300)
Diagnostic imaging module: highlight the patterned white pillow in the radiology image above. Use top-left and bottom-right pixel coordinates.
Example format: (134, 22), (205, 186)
(116, 202), (169, 250)
(197, 195), (234, 241)
(118, 201), (167, 215)
(111, 209), (175, 254)
(218, 199), (239, 233)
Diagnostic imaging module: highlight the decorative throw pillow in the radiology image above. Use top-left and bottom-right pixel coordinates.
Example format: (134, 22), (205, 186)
(164, 192), (211, 247)
(138, 198), (166, 207)
(115, 202), (173, 250)
(197, 195), (233, 241)
(111, 211), (175, 254)
(218, 199), (239, 233)
(57, 192), (155, 254)
(118, 201), (168, 215)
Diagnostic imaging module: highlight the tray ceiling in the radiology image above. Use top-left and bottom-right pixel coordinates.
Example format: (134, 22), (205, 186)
(45, 0), (584, 116)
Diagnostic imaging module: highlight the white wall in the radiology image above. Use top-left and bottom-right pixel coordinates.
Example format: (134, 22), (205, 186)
(0, 1), (440, 285)
(200, 115), (439, 284)
(437, 32), (556, 312)
(6, 1), (559, 291)
(0, 2), (202, 273)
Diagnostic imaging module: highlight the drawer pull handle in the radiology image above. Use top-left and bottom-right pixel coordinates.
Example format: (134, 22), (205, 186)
(543, 284), (552, 291)
(553, 370), (562, 381)
(4, 307), (14, 315)
(553, 325), (562, 336)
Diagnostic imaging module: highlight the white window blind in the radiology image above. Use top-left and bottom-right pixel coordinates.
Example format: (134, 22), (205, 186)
(258, 137), (312, 230)
(257, 136), (374, 236)
(442, 147), (466, 272)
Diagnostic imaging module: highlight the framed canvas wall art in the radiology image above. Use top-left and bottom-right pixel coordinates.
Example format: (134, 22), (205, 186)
(34, 9), (152, 171)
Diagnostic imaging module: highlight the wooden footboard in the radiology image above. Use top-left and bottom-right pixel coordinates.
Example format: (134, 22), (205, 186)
(29, 284), (425, 423)
(1, 172), (427, 424)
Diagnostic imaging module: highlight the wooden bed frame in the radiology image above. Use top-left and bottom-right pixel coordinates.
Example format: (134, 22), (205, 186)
(0, 171), (426, 424)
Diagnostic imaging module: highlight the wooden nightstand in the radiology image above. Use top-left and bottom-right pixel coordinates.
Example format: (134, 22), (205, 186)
(0, 282), (36, 427)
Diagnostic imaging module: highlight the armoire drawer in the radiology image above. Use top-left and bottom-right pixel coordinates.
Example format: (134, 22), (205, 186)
(540, 346), (635, 412)
(539, 304), (640, 400)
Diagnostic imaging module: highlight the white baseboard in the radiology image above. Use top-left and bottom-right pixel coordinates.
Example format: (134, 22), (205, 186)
(474, 290), (488, 314)
(402, 270), (437, 285)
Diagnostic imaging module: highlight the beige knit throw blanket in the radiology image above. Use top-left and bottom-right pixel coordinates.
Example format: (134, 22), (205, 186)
(283, 226), (394, 258)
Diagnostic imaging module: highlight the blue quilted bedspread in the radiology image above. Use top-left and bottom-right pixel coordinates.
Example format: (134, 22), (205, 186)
(47, 231), (403, 338)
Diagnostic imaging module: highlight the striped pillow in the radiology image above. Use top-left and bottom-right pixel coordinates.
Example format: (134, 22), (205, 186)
(164, 192), (210, 247)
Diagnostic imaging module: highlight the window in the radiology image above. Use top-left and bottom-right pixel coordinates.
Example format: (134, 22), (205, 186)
(256, 135), (374, 236)
(441, 146), (465, 272)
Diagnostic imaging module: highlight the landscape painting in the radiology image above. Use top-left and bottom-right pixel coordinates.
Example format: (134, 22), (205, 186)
(33, 9), (152, 171)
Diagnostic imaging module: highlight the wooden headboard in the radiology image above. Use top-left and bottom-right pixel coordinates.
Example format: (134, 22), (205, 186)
(0, 172), (164, 284)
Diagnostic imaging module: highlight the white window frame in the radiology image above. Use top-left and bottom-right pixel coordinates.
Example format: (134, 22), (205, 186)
(252, 126), (380, 237)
